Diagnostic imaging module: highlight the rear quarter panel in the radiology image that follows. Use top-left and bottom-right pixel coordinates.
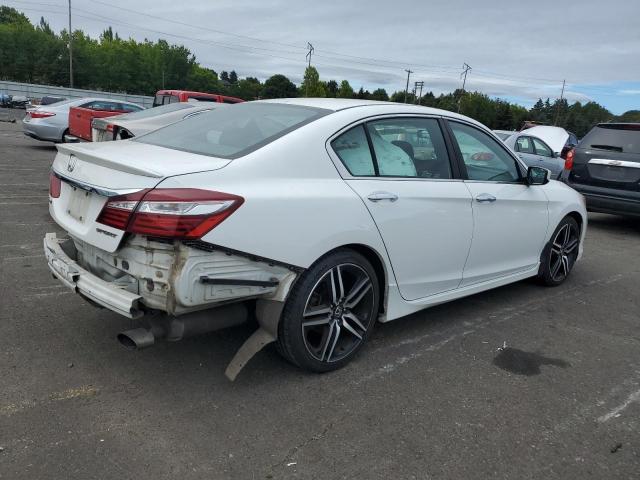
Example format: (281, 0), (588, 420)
(155, 110), (396, 276)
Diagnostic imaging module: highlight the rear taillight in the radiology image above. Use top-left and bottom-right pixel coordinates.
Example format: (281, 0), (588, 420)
(96, 189), (243, 239)
(49, 172), (61, 198)
(564, 149), (575, 171)
(31, 111), (56, 119)
(106, 124), (114, 132)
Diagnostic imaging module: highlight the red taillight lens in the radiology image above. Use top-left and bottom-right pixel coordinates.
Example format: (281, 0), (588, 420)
(564, 149), (575, 171)
(96, 190), (150, 230)
(31, 111), (56, 119)
(106, 124), (114, 132)
(49, 172), (61, 198)
(96, 189), (243, 239)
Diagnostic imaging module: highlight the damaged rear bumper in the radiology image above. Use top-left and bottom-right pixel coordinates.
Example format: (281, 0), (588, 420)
(44, 232), (143, 318)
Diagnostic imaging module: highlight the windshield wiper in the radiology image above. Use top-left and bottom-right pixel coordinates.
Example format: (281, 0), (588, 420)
(590, 144), (623, 152)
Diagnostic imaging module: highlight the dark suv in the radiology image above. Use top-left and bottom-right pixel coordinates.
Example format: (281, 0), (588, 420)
(561, 123), (640, 216)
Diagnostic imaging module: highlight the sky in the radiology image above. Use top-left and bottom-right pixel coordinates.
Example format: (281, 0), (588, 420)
(6, 0), (640, 114)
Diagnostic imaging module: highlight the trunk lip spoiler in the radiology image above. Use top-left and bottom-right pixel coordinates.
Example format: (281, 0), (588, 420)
(52, 170), (142, 197)
(56, 143), (164, 178)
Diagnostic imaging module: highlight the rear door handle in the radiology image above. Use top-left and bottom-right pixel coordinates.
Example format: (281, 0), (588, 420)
(475, 193), (496, 203)
(367, 191), (398, 202)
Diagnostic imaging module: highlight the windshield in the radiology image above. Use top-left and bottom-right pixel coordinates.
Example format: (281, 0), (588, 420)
(136, 102), (330, 158)
(581, 124), (640, 154)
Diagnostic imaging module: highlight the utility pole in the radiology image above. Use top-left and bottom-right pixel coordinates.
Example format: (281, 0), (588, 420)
(305, 42), (314, 97)
(68, 0), (73, 88)
(306, 42), (314, 68)
(403, 69), (413, 103)
(554, 79), (566, 126)
(458, 62), (471, 112)
(414, 80), (424, 104)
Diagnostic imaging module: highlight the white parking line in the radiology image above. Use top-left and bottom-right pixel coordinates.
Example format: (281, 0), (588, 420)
(598, 388), (640, 423)
(1, 254), (45, 261)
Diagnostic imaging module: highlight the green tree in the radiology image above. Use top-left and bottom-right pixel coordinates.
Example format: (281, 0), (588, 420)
(300, 66), (325, 97)
(337, 80), (354, 98)
(262, 74), (297, 98)
(325, 79), (338, 97)
(370, 88), (389, 101)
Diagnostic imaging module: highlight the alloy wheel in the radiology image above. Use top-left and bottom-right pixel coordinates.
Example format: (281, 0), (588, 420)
(549, 223), (579, 282)
(301, 263), (375, 363)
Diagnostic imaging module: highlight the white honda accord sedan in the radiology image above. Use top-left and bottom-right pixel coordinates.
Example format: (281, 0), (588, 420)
(44, 99), (587, 378)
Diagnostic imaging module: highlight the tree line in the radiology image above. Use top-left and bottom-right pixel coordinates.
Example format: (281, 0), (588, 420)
(1, 6), (635, 137)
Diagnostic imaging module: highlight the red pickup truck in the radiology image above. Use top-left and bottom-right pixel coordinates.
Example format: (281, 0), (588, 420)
(153, 90), (244, 107)
(68, 99), (143, 141)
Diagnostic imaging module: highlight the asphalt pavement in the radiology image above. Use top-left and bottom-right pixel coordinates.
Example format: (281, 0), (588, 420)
(1, 108), (638, 479)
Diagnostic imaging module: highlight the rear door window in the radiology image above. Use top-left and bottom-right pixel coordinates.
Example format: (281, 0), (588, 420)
(515, 136), (534, 154)
(365, 118), (451, 178)
(331, 126), (376, 176)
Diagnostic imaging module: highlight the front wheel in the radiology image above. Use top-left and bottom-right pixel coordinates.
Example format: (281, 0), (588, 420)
(538, 216), (580, 286)
(276, 249), (380, 373)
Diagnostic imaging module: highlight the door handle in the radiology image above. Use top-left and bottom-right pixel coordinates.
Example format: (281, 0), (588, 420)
(475, 193), (496, 203)
(367, 191), (398, 202)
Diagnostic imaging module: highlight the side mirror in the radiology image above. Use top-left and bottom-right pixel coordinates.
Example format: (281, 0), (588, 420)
(554, 151), (561, 158)
(526, 166), (550, 185)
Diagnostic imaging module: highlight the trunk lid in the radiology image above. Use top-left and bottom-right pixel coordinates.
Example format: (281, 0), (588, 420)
(50, 142), (232, 252)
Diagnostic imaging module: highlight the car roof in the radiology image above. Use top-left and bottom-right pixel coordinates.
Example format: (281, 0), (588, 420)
(258, 97), (481, 124)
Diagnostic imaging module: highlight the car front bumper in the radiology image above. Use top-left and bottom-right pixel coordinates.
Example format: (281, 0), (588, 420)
(44, 232), (144, 318)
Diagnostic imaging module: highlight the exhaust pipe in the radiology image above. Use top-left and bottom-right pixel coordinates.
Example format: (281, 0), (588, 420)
(117, 303), (249, 350)
(117, 328), (155, 350)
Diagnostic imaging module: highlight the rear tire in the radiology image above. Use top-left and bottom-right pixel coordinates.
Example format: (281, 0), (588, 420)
(276, 248), (379, 373)
(538, 216), (580, 286)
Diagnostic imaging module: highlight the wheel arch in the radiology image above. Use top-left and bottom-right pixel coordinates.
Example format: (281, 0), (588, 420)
(332, 243), (389, 316)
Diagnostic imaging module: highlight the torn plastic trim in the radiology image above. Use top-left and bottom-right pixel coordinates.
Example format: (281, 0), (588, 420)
(199, 276), (279, 288)
(183, 240), (305, 273)
(44, 232), (143, 318)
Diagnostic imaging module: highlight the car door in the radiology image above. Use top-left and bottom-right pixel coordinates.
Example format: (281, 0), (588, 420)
(330, 117), (474, 301)
(446, 120), (549, 286)
(532, 137), (562, 178)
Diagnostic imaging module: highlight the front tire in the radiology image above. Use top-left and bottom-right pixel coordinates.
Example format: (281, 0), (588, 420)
(538, 216), (580, 286)
(277, 249), (380, 373)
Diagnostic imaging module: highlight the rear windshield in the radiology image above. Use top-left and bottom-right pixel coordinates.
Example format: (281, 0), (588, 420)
(136, 103), (330, 158)
(581, 124), (640, 154)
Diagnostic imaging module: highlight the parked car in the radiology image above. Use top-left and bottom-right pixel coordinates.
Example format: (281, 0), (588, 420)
(45, 99), (586, 378)
(561, 123), (640, 216)
(68, 99), (144, 141)
(493, 130), (516, 141)
(503, 126), (574, 178)
(91, 101), (218, 142)
(153, 89), (244, 107)
(10, 95), (29, 109)
(0, 93), (11, 107)
(23, 98), (136, 143)
(40, 95), (68, 106)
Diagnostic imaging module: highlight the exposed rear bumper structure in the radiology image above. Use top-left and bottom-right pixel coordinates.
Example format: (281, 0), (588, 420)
(44, 232), (144, 318)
